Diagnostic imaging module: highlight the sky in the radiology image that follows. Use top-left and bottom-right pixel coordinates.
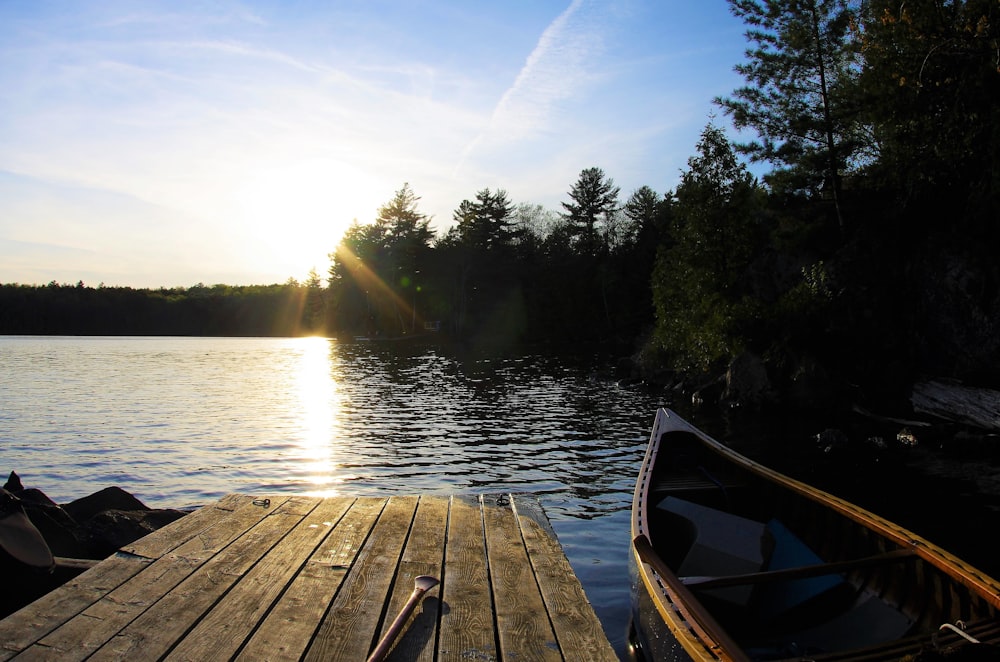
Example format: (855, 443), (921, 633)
(0, 1), (751, 288)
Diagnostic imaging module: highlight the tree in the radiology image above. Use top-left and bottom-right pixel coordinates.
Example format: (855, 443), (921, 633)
(510, 202), (559, 248)
(302, 268), (326, 333)
(857, 0), (1000, 219)
(561, 167), (620, 255)
(623, 185), (670, 250)
(376, 183), (434, 332)
(328, 184), (434, 336)
(453, 188), (515, 252)
(717, 0), (863, 230)
(650, 124), (765, 371)
(378, 183), (434, 267)
(442, 188), (522, 338)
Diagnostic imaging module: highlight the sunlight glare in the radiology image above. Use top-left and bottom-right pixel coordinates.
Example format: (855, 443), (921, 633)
(235, 158), (385, 281)
(293, 337), (344, 495)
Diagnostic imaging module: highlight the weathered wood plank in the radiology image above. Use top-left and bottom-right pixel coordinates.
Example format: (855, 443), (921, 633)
(0, 558), (148, 662)
(0, 494), (265, 661)
(374, 495), (448, 662)
(125, 493), (260, 559)
(1, 493), (618, 662)
(233, 497), (385, 662)
(25, 495), (293, 662)
(163, 497), (353, 661)
(303, 496), (420, 662)
(512, 496), (618, 662)
(437, 495), (496, 662)
(482, 494), (561, 662)
(84, 497), (314, 662)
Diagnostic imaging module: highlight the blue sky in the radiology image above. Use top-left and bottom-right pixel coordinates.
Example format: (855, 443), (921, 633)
(0, 1), (749, 288)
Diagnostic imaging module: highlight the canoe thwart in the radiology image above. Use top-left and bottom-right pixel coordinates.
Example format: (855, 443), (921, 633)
(681, 548), (919, 590)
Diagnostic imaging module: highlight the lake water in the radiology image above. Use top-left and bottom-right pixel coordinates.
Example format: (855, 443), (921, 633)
(0, 335), (669, 659)
(6, 336), (1000, 660)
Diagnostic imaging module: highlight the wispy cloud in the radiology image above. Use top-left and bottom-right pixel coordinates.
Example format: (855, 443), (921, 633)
(457, 0), (607, 173)
(489, 0), (597, 138)
(0, 1), (753, 286)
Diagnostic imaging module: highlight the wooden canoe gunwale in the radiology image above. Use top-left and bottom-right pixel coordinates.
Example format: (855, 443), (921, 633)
(631, 408), (1000, 662)
(633, 533), (751, 662)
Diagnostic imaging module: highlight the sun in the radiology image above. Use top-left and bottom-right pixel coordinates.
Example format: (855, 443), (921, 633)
(235, 158), (383, 282)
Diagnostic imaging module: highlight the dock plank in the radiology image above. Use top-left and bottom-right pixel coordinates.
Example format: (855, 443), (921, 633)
(374, 495), (448, 662)
(0, 493), (616, 662)
(234, 497), (383, 662)
(513, 496), (618, 662)
(437, 495), (496, 662)
(86, 497), (313, 662)
(27, 495), (291, 662)
(0, 494), (269, 661)
(483, 494), (562, 662)
(164, 497), (353, 661)
(303, 496), (420, 662)
(379, 497), (449, 662)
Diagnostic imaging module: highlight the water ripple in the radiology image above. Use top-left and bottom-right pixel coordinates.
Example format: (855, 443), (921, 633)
(1, 336), (670, 659)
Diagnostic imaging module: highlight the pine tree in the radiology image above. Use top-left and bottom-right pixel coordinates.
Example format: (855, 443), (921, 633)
(857, 0), (1000, 217)
(717, 0), (863, 231)
(561, 167), (620, 255)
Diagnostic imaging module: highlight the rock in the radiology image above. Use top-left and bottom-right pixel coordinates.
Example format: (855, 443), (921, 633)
(0, 554), (83, 621)
(21, 502), (87, 558)
(691, 375), (725, 408)
(64, 486), (149, 522)
(815, 428), (849, 454)
(78, 508), (187, 558)
(723, 352), (773, 408)
(17, 488), (59, 507)
(866, 435), (889, 451)
(896, 428), (919, 447)
(911, 379), (1000, 431)
(0, 473), (190, 618)
(786, 356), (837, 410)
(2, 472), (24, 492)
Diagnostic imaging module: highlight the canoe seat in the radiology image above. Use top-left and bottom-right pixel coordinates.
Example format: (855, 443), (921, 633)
(750, 519), (847, 623)
(657, 496), (768, 607)
(653, 460), (746, 511)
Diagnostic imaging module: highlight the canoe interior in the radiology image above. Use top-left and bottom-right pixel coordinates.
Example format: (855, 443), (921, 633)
(635, 411), (1000, 661)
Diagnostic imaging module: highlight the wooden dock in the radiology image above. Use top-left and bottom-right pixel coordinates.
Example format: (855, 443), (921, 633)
(0, 493), (618, 661)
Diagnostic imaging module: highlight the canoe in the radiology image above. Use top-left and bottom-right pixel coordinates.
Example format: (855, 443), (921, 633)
(629, 408), (1000, 661)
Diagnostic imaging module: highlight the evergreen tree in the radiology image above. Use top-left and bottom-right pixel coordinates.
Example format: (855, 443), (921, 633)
(857, 0), (1000, 221)
(303, 268), (326, 333)
(561, 167), (620, 255)
(328, 184), (434, 336)
(717, 0), (863, 230)
(453, 188), (516, 251)
(443, 188), (520, 338)
(378, 183), (434, 270)
(376, 183), (434, 333)
(650, 124), (765, 371)
(623, 185), (670, 250)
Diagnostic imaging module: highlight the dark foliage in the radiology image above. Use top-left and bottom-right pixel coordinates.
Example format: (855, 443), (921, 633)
(0, 282), (324, 337)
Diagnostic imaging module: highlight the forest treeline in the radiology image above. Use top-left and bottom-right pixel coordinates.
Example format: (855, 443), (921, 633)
(4, 1), (999, 405)
(0, 282), (327, 337)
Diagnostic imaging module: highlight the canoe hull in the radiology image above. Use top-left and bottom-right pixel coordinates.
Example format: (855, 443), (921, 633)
(629, 549), (696, 662)
(630, 408), (1000, 662)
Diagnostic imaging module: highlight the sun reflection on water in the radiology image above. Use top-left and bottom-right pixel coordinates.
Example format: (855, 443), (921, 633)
(292, 337), (344, 496)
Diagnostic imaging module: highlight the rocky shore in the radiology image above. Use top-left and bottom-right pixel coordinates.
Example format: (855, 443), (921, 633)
(0, 472), (189, 619)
